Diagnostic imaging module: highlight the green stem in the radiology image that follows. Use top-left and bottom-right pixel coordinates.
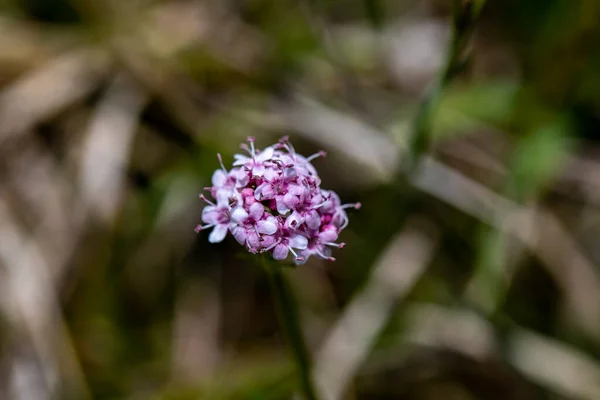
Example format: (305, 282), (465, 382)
(263, 258), (319, 400)
(363, 0), (384, 30)
(407, 0), (487, 171)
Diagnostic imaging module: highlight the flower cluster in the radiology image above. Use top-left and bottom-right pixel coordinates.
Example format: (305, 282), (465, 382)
(196, 136), (360, 264)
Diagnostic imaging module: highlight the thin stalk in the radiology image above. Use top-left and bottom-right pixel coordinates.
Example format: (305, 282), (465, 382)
(263, 258), (319, 400)
(407, 0), (487, 171)
(363, 0), (385, 30)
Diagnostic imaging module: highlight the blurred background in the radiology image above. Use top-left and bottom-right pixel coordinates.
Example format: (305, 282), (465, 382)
(1, 0), (600, 399)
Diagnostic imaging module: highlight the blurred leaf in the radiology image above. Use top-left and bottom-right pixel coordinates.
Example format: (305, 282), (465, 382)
(433, 80), (519, 137)
(159, 358), (294, 400)
(507, 119), (573, 201)
(363, 0), (384, 29)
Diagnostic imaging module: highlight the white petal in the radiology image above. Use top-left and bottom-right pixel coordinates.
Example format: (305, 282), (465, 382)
(285, 211), (304, 229)
(231, 207), (249, 223)
(232, 226), (247, 245)
(215, 189), (231, 206)
(208, 224), (228, 243)
(257, 219), (277, 235)
(273, 244), (289, 260)
(232, 154), (251, 166)
(249, 202), (264, 220)
(289, 235), (308, 250)
(201, 206), (219, 224)
(263, 167), (279, 181)
(257, 146), (274, 162)
(276, 197), (290, 214)
(254, 183), (275, 200)
(212, 170), (227, 187)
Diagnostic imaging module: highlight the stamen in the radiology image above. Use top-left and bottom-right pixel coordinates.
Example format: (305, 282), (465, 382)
(340, 215), (349, 230)
(333, 211), (349, 230)
(263, 239), (280, 252)
(315, 248), (335, 261)
(311, 196), (331, 210)
(306, 150), (326, 162)
(248, 136), (256, 157)
(240, 143), (253, 156)
(287, 246), (299, 258)
(341, 202), (361, 210)
(278, 135), (296, 156)
(325, 242), (345, 248)
(199, 194), (215, 206)
(195, 223), (214, 233)
(217, 153), (228, 172)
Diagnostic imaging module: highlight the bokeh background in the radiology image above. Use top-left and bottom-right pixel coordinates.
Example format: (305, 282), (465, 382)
(1, 0), (600, 399)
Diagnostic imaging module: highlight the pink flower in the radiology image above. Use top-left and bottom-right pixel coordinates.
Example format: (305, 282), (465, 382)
(268, 233), (309, 262)
(196, 136), (358, 264)
(196, 191), (231, 243)
(233, 136), (275, 177)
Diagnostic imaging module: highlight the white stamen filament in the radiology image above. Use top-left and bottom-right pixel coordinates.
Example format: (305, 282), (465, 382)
(199, 194), (215, 206)
(217, 154), (228, 172)
(263, 239), (281, 252)
(311, 195), (331, 210)
(195, 223), (215, 232)
(287, 245), (299, 259)
(315, 247), (335, 261)
(306, 150), (326, 162)
(336, 212), (349, 230)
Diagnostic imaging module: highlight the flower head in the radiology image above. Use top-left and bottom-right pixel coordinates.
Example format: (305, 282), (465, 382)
(196, 136), (358, 264)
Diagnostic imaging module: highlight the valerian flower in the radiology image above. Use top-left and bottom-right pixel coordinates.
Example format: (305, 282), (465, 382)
(196, 136), (360, 264)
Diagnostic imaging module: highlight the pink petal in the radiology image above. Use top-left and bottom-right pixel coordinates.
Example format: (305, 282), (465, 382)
(285, 211), (304, 229)
(319, 226), (338, 242)
(231, 207), (249, 223)
(232, 226), (247, 245)
(289, 234), (308, 250)
(257, 146), (274, 162)
(255, 183), (275, 201)
(261, 235), (277, 248)
(212, 170), (227, 187)
(272, 244), (289, 260)
(249, 202), (264, 220)
(208, 224), (228, 243)
(215, 189), (232, 206)
(283, 167), (297, 180)
(247, 231), (260, 249)
(257, 218), (278, 235)
(283, 193), (300, 209)
(252, 164), (266, 177)
(233, 168), (249, 187)
(288, 184), (305, 197)
(305, 210), (321, 230)
(201, 206), (219, 224)
(232, 154), (251, 166)
(263, 167), (280, 181)
(276, 196), (290, 214)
